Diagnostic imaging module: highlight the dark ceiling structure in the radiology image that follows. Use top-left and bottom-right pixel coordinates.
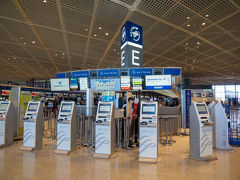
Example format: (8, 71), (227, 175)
(0, 0), (240, 85)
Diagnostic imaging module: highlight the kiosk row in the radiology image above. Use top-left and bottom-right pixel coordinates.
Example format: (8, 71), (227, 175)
(0, 99), (232, 163)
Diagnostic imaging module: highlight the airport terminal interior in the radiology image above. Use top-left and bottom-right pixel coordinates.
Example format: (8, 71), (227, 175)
(0, 0), (240, 179)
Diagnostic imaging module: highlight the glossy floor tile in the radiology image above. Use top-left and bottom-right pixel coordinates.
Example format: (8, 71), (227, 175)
(0, 136), (240, 180)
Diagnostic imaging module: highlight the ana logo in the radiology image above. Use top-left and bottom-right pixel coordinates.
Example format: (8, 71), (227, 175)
(130, 26), (140, 42)
(121, 26), (126, 42)
(57, 81), (62, 85)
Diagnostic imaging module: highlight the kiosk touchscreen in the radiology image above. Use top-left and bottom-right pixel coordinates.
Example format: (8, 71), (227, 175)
(190, 102), (217, 161)
(94, 101), (114, 159)
(55, 101), (77, 155)
(21, 101), (43, 151)
(208, 101), (232, 150)
(139, 101), (158, 163)
(0, 101), (15, 147)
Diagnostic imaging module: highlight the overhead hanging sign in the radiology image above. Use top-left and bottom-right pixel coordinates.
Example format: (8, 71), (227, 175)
(145, 75), (172, 90)
(72, 71), (89, 78)
(50, 78), (70, 91)
(121, 76), (131, 90)
(120, 21), (143, 68)
(90, 79), (120, 91)
(129, 68), (152, 76)
(98, 69), (119, 77)
(69, 78), (78, 90)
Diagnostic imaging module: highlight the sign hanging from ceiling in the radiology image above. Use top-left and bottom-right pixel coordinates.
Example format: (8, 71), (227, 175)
(120, 21), (142, 68)
(145, 75), (172, 90)
(132, 76), (143, 90)
(79, 78), (88, 91)
(90, 79), (120, 91)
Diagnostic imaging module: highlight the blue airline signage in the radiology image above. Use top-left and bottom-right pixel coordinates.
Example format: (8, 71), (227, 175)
(129, 68), (152, 76)
(97, 69), (119, 77)
(56, 73), (66, 78)
(121, 21), (142, 46)
(72, 71), (89, 78)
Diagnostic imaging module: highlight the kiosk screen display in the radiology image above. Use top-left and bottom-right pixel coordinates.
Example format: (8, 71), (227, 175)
(99, 104), (111, 114)
(0, 103), (8, 111)
(61, 103), (73, 112)
(142, 104), (156, 115)
(28, 103), (39, 112)
(196, 104), (208, 114)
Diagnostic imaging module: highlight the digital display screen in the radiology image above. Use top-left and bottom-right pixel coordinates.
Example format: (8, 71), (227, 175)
(99, 104), (111, 114)
(132, 76), (142, 90)
(61, 103), (73, 113)
(196, 104), (208, 114)
(28, 103), (39, 112)
(79, 77), (88, 91)
(121, 76), (131, 90)
(0, 103), (8, 111)
(145, 75), (172, 90)
(69, 78), (78, 90)
(142, 104), (156, 115)
(50, 78), (70, 91)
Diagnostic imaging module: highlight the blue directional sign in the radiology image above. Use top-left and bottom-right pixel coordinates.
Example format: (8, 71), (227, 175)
(56, 73), (66, 78)
(129, 68), (153, 76)
(72, 71), (89, 78)
(97, 69), (119, 77)
(164, 68), (181, 76)
(121, 21), (142, 46)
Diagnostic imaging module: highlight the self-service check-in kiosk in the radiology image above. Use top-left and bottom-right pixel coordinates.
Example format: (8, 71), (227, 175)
(208, 101), (232, 150)
(139, 101), (158, 163)
(94, 101), (114, 159)
(21, 101), (43, 151)
(0, 101), (15, 148)
(55, 101), (77, 155)
(190, 102), (217, 161)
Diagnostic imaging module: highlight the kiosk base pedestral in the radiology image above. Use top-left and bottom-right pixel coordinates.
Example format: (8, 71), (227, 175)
(138, 157), (157, 163)
(190, 155), (217, 162)
(54, 150), (70, 155)
(215, 147), (233, 151)
(93, 153), (110, 159)
(20, 146), (34, 151)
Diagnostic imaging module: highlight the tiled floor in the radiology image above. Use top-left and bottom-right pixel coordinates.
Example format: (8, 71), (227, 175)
(0, 136), (240, 180)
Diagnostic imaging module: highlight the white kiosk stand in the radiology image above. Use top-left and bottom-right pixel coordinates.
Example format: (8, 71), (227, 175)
(0, 101), (15, 148)
(54, 101), (77, 155)
(190, 102), (217, 161)
(139, 101), (158, 163)
(21, 101), (43, 151)
(208, 101), (232, 150)
(94, 101), (114, 159)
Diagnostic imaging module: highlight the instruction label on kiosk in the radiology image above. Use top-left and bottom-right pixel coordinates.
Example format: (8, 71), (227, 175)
(23, 122), (35, 147)
(57, 123), (70, 151)
(0, 120), (5, 144)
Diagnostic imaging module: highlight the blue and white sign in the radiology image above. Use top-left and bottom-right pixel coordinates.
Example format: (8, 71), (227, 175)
(72, 71), (89, 78)
(186, 90), (191, 128)
(50, 78), (70, 91)
(129, 68), (152, 76)
(56, 73), (66, 78)
(98, 69), (119, 77)
(23, 122), (35, 148)
(0, 121), (5, 145)
(164, 68), (181, 76)
(121, 21), (142, 46)
(90, 79), (120, 91)
(57, 123), (70, 151)
(145, 75), (172, 90)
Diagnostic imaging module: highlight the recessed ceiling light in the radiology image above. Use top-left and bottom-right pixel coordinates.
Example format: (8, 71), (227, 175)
(114, 49), (116, 51)
(85, 28), (88, 31)
(191, 67), (194, 70)
(187, 16), (190, 19)
(98, 27), (102, 30)
(193, 60), (196, 63)
(43, 0), (47, 3)
(202, 22), (206, 26)
(13, 57), (16, 59)
(20, 37), (23, 39)
(7, 58), (9, 60)
(62, 53), (65, 55)
(94, 34), (97, 37)
(32, 41), (35, 44)
(185, 42), (189, 45)
(23, 42), (26, 44)
(187, 24), (190, 27)
(197, 42), (200, 45)
(205, 14), (209, 17)
(55, 53), (58, 56)
(105, 32), (109, 36)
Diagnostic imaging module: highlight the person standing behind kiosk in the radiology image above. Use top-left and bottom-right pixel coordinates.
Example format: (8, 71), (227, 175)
(53, 97), (59, 119)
